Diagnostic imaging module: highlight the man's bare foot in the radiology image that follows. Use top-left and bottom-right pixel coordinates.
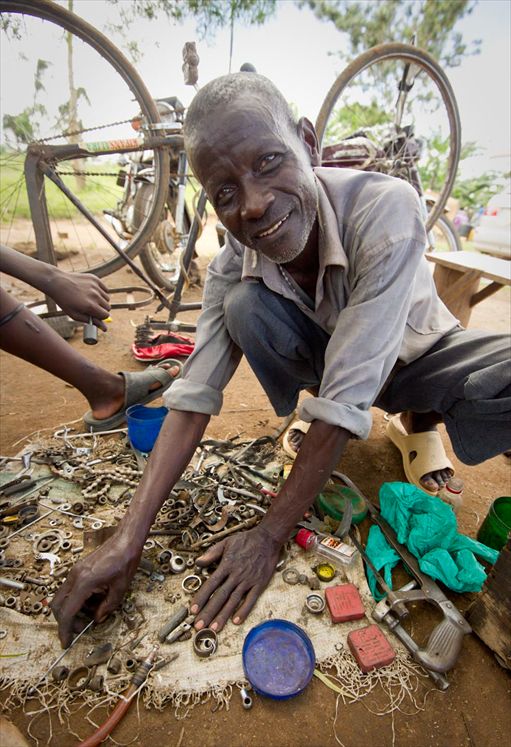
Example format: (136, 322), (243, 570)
(400, 411), (453, 492)
(90, 363), (181, 421)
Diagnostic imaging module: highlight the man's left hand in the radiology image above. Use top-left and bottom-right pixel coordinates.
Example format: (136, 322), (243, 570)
(190, 525), (282, 631)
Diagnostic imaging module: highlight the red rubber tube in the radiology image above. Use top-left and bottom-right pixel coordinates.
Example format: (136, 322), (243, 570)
(77, 683), (136, 747)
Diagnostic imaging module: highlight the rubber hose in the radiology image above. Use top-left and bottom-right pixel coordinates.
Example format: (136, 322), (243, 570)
(76, 683), (136, 747)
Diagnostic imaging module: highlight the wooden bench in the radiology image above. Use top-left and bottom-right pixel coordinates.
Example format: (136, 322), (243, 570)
(426, 250), (511, 326)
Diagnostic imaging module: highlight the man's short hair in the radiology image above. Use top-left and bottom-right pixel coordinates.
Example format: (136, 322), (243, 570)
(184, 73), (297, 154)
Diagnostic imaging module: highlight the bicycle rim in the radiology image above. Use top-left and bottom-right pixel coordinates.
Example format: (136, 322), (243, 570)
(315, 43), (461, 231)
(136, 183), (193, 291)
(428, 214), (462, 252)
(0, 0), (169, 277)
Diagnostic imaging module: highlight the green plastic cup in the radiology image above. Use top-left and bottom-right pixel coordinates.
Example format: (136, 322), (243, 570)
(477, 496), (511, 551)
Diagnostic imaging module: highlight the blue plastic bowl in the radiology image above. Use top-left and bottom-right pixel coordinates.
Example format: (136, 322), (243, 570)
(242, 619), (316, 699)
(126, 404), (168, 453)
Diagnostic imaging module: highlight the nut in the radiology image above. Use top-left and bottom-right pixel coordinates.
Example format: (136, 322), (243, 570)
(305, 593), (325, 614)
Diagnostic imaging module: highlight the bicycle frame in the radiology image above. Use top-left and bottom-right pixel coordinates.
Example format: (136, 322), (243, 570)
(23, 134), (186, 313)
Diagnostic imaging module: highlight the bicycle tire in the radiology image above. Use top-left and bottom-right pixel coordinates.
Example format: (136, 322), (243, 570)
(0, 0), (169, 278)
(315, 43), (461, 231)
(428, 214), (462, 252)
(135, 182), (192, 290)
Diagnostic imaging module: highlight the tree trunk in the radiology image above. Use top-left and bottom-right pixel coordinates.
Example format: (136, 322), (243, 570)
(67, 0), (85, 191)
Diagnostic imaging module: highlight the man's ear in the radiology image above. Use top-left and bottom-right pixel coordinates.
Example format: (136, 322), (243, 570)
(297, 117), (321, 167)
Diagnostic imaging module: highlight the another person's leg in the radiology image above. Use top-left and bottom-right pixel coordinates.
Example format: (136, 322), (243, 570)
(378, 328), (511, 491)
(0, 289), (180, 427)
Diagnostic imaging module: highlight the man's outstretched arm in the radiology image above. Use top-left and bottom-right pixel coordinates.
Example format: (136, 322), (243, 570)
(190, 419), (351, 631)
(51, 410), (210, 647)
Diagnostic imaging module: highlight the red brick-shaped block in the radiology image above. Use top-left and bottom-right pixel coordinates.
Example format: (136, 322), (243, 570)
(325, 583), (365, 623)
(347, 624), (396, 673)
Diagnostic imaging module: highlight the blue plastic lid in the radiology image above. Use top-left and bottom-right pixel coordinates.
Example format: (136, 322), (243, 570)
(242, 619), (316, 699)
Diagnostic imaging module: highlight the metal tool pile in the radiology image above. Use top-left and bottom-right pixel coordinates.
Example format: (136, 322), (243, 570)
(0, 430), (282, 683)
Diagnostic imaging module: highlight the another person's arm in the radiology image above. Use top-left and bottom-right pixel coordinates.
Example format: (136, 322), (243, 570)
(0, 243), (110, 329)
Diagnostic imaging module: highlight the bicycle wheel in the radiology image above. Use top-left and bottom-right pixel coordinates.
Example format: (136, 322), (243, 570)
(0, 0), (169, 277)
(135, 183), (192, 291)
(428, 214), (462, 252)
(315, 43), (461, 231)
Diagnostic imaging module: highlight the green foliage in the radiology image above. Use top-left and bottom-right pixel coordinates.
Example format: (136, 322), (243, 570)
(325, 100), (388, 141)
(418, 134), (506, 217)
(2, 59), (50, 145)
(452, 173), (507, 217)
(105, 0), (276, 44)
(300, 0), (480, 67)
(0, 152), (123, 221)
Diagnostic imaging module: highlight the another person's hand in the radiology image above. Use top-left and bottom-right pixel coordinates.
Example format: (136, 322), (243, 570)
(190, 525), (282, 632)
(50, 534), (141, 647)
(46, 271), (111, 330)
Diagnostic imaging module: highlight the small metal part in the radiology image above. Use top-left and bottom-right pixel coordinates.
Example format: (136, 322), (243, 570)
(240, 687), (253, 710)
(5, 596), (17, 608)
(193, 628), (218, 658)
(107, 657), (122, 674)
(314, 563), (336, 582)
(158, 550), (172, 564)
(0, 629), (6, 639)
(36, 552), (60, 575)
(125, 658), (137, 670)
(0, 576), (26, 590)
(282, 568), (300, 585)
(163, 618), (194, 645)
(51, 665), (69, 683)
(83, 317), (98, 345)
(157, 605), (189, 643)
(305, 593), (326, 614)
(181, 574), (202, 594)
(67, 666), (92, 691)
(88, 674), (104, 692)
(169, 555), (186, 574)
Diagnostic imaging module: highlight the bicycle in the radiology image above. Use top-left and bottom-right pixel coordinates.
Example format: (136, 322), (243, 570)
(315, 42), (463, 251)
(0, 0), (176, 285)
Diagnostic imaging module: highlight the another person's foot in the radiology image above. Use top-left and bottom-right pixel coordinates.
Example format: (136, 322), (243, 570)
(83, 360), (182, 430)
(387, 411), (454, 494)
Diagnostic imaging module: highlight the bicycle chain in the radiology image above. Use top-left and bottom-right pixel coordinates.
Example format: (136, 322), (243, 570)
(32, 116), (162, 144)
(55, 170), (119, 177)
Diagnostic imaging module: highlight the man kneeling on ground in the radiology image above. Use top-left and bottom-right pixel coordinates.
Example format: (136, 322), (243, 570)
(51, 73), (511, 647)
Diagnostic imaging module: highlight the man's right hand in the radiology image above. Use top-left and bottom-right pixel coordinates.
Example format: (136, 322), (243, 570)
(50, 534), (142, 648)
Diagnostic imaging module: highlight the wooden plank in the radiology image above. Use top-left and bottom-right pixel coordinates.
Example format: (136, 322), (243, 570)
(426, 251), (511, 286)
(466, 540), (511, 669)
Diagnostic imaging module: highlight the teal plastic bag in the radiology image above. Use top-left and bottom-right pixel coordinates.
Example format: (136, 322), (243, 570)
(365, 525), (400, 600)
(365, 482), (499, 595)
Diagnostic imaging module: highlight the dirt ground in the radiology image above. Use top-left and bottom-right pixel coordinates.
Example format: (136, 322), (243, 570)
(0, 229), (510, 746)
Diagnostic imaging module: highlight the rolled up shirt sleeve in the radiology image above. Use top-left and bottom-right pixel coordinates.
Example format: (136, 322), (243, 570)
(300, 181), (428, 439)
(164, 234), (244, 415)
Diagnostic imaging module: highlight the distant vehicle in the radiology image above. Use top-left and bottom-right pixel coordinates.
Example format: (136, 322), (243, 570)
(472, 185), (511, 259)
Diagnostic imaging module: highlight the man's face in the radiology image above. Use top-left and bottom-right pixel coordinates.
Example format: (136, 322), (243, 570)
(189, 100), (318, 264)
